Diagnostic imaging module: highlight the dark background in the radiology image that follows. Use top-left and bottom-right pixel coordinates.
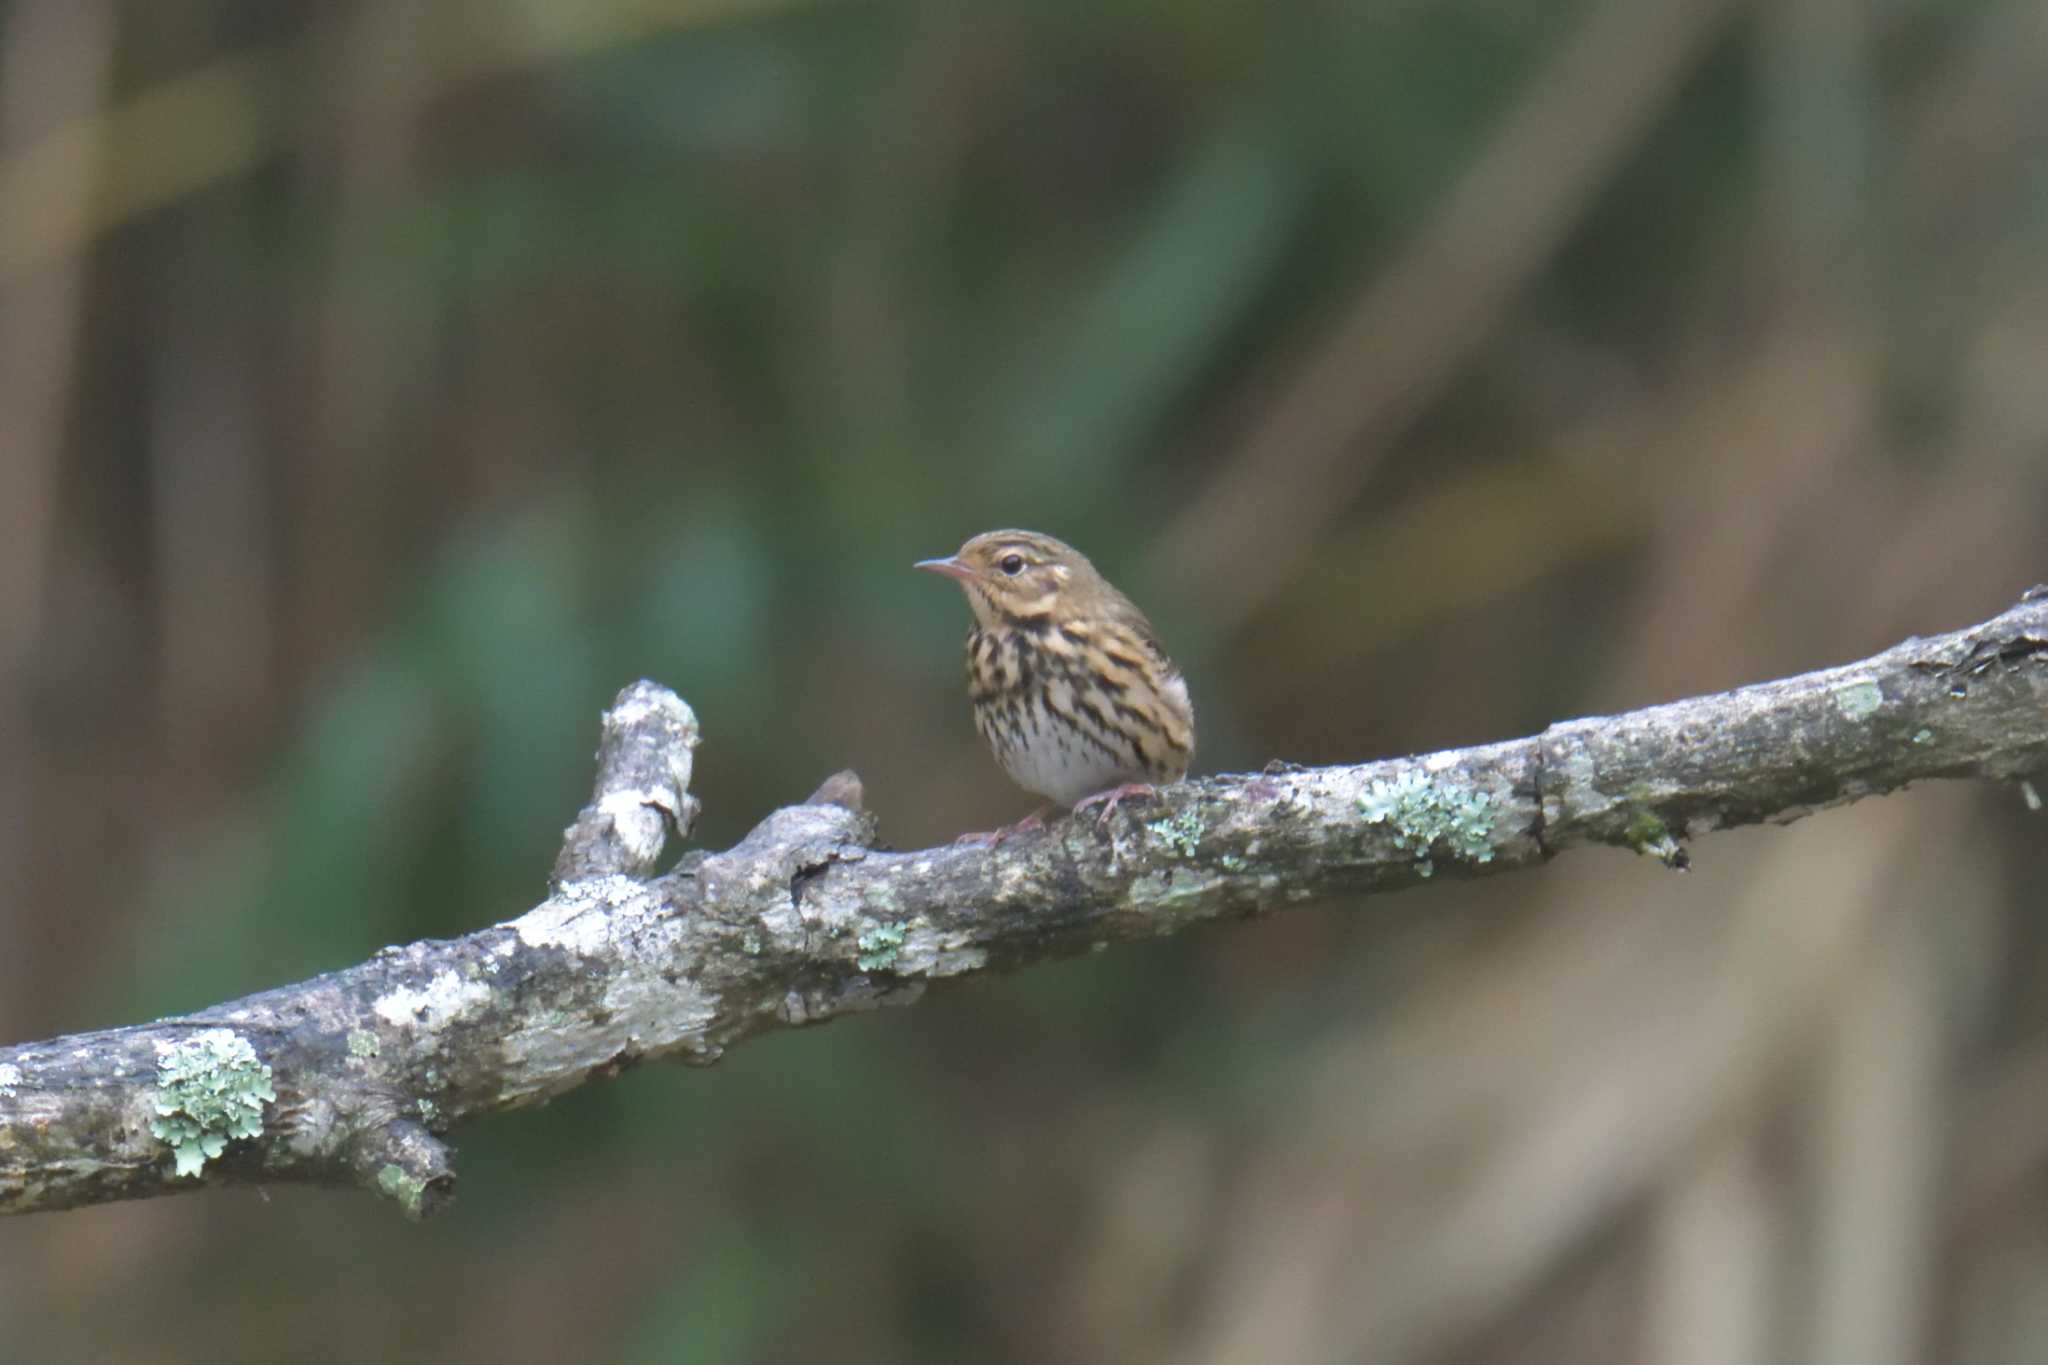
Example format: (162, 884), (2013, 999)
(3, 0), (2046, 1361)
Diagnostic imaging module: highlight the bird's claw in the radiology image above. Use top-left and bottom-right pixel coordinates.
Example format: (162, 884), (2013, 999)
(1071, 783), (1159, 826)
(953, 806), (1051, 847)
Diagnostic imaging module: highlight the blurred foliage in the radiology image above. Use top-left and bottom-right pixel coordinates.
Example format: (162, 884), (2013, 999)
(5, 0), (2048, 1361)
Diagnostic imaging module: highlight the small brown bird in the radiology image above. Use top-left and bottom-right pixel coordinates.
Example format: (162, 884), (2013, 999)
(917, 530), (1194, 834)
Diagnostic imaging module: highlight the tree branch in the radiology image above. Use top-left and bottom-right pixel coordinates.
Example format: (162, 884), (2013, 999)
(4, 592), (2045, 1219)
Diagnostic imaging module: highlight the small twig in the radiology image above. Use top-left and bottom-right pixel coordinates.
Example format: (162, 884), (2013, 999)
(550, 680), (700, 887)
(2, 591), (2044, 1219)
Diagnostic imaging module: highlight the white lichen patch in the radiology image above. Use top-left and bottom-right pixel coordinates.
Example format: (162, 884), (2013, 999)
(1832, 678), (1883, 721)
(515, 877), (644, 954)
(927, 946), (989, 975)
(1129, 868), (1220, 909)
(149, 1029), (275, 1178)
(891, 937), (989, 978)
(604, 688), (699, 740)
(754, 897), (804, 944)
(496, 968), (720, 1097)
(1552, 745), (1612, 820)
(996, 860), (1036, 896)
(0, 1062), (19, 1097)
(374, 970), (492, 1028)
(597, 789), (668, 819)
(595, 789), (672, 862)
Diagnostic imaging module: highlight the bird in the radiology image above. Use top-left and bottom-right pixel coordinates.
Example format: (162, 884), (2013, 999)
(916, 529), (1194, 838)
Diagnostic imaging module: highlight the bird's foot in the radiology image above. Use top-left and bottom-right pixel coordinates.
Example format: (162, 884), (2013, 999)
(1071, 783), (1159, 826)
(953, 805), (1052, 847)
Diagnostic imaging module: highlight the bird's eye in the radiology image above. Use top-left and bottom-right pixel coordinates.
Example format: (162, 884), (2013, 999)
(999, 554), (1025, 575)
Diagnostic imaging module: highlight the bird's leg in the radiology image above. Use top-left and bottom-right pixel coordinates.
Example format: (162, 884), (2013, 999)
(953, 804), (1053, 847)
(1071, 783), (1158, 826)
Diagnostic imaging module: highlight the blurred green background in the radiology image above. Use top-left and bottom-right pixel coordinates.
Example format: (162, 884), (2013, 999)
(4, 0), (2047, 1360)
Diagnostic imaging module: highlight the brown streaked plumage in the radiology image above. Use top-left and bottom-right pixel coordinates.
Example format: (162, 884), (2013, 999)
(916, 530), (1194, 832)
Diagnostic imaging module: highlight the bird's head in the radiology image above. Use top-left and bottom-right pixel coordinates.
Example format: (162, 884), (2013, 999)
(915, 530), (1098, 630)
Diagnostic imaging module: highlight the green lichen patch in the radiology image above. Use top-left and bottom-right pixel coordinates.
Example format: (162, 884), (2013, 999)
(1832, 678), (1883, 721)
(855, 920), (908, 972)
(149, 1030), (276, 1179)
(377, 1163), (432, 1219)
(1358, 769), (1502, 877)
(1622, 808), (1689, 869)
(1145, 810), (1205, 858)
(347, 1030), (380, 1059)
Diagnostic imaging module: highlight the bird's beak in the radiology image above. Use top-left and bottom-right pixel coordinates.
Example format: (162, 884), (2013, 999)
(914, 556), (975, 583)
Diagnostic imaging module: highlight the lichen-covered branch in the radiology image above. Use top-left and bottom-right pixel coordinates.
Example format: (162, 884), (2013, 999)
(3, 592), (2044, 1220)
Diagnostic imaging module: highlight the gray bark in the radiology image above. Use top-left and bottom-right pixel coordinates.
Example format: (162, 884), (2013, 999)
(2, 593), (2044, 1219)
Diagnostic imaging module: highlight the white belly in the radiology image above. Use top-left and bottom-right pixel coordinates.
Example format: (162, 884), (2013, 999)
(991, 697), (1143, 807)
